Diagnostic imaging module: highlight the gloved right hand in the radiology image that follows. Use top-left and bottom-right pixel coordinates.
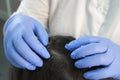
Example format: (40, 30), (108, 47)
(3, 14), (50, 70)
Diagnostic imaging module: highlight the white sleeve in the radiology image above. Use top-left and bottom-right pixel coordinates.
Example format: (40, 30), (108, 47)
(14, 0), (49, 29)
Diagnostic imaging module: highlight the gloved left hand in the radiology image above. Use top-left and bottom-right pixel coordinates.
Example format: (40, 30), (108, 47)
(65, 36), (120, 80)
(3, 14), (50, 70)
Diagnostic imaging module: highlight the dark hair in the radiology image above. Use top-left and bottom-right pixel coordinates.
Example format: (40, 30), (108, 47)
(9, 36), (113, 80)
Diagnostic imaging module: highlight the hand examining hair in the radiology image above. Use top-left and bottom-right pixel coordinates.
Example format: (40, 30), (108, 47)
(65, 36), (120, 80)
(4, 14), (50, 70)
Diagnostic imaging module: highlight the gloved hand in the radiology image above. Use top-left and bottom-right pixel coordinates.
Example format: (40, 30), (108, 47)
(3, 14), (50, 70)
(65, 36), (120, 80)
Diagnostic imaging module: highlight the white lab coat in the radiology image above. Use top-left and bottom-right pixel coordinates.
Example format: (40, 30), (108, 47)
(15, 0), (120, 44)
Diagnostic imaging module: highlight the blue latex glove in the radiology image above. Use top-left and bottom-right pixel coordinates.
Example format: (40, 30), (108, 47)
(65, 36), (120, 80)
(3, 14), (50, 70)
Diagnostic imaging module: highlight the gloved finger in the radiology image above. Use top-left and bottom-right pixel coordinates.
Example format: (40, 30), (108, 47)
(4, 36), (22, 68)
(71, 42), (108, 59)
(23, 29), (50, 59)
(34, 21), (48, 46)
(75, 54), (114, 69)
(65, 36), (99, 51)
(13, 35), (43, 67)
(4, 47), (22, 68)
(7, 42), (36, 70)
(83, 67), (113, 80)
